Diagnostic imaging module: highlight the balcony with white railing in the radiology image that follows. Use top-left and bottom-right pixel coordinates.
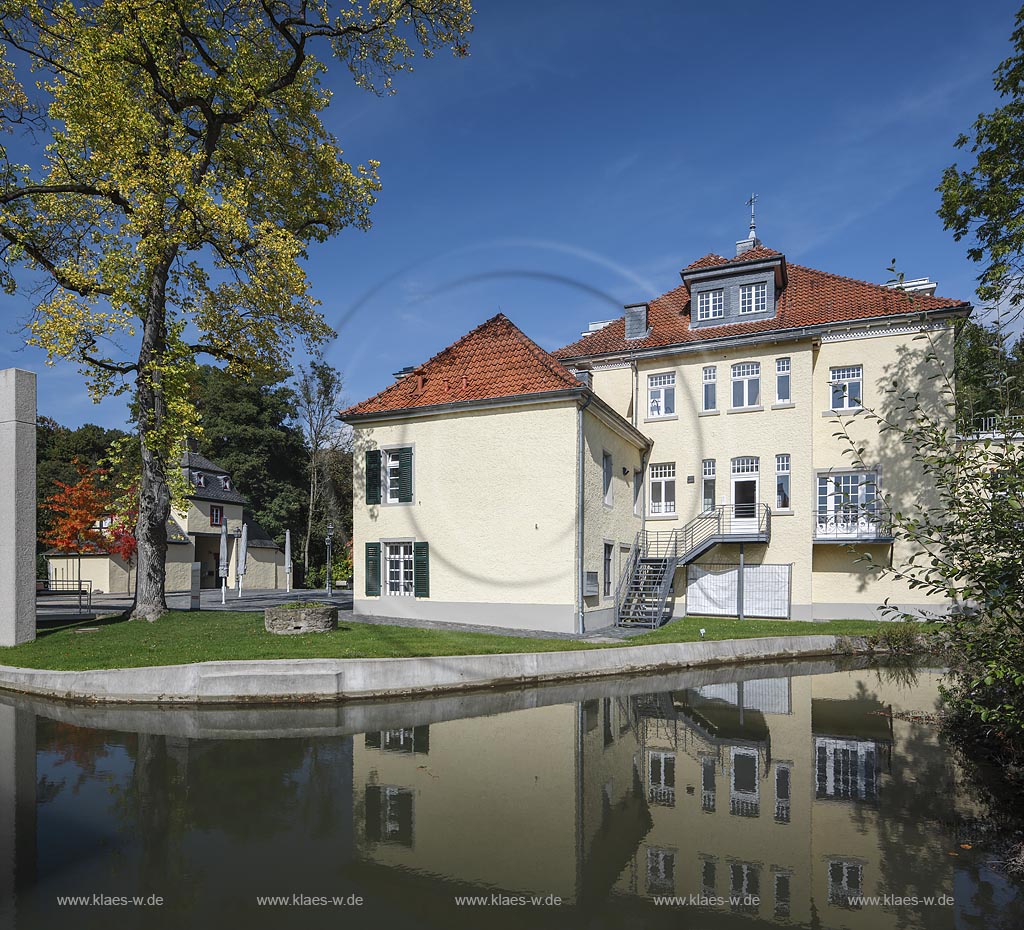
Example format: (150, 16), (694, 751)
(814, 512), (893, 543)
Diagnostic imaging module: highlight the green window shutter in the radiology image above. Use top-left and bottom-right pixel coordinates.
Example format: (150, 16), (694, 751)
(365, 542), (381, 596)
(365, 450), (381, 505)
(397, 447), (414, 503)
(413, 542), (430, 598)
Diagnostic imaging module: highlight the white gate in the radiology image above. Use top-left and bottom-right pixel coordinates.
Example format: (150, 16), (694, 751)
(686, 563), (792, 619)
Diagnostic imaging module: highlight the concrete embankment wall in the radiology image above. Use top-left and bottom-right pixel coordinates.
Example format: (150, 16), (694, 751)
(0, 635), (864, 705)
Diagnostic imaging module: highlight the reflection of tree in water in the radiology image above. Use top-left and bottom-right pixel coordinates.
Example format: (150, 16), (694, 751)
(35, 717), (137, 796)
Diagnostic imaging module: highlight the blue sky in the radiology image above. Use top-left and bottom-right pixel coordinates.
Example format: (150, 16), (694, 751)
(2, 0), (1020, 427)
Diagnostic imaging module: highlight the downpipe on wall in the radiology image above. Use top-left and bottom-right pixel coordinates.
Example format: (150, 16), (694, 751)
(576, 392), (594, 635)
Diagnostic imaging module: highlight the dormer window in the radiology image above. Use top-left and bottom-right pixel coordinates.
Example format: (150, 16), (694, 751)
(194, 472), (206, 489)
(696, 289), (724, 321)
(739, 282), (767, 314)
(220, 475), (231, 490)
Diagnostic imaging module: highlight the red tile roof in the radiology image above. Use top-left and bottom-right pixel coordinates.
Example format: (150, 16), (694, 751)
(341, 313), (585, 418)
(555, 251), (969, 360)
(682, 245), (783, 272)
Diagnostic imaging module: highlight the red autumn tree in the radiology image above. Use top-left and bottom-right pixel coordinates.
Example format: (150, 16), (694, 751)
(41, 459), (110, 554)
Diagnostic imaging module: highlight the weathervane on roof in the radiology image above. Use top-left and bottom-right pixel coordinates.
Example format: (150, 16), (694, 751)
(746, 192), (758, 239)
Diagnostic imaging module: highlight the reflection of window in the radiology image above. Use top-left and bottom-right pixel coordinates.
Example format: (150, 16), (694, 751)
(775, 764), (791, 823)
(730, 862), (760, 911)
(731, 362), (761, 408)
(701, 756), (717, 812)
(365, 726), (430, 755)
(365, 785), (414, 846)
(646, 847), (676, 895)
(696, 289), (724, 321)
(648, 372), (676, 418)
(774, 872), (792, 917)
(702, 366), (717, 411)
(702, 460), (717, 512)
(776, 357), (791, 403)
(829, 365), (863, 410)
(731, 749), (760, 817)
(701, 859), (717, 895)
(650, 463), (676, 515)
(816, 738), (878, 801)
(776, 455), (791, 510)
(828, 860), (864, 908)
(648, 751), (676, 806)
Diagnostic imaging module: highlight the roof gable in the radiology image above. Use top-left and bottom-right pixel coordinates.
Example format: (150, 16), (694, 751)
(340, 314), (585, 419)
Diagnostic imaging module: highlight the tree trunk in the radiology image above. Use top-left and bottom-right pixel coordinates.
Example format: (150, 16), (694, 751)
(132, 257), (174, 622)
(304, 451), (318, 572)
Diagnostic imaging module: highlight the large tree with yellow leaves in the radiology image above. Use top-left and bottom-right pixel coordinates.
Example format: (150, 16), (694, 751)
(0, 1), (472, 619)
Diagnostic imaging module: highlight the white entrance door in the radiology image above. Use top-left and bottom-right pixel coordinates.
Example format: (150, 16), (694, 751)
(730, 457), (760, 532)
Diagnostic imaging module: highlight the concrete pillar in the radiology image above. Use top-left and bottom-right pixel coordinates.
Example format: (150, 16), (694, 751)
(0, 702), (37, 928)
(0, 368), (36, 647)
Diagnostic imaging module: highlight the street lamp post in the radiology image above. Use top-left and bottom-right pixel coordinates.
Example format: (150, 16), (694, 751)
(326, 523), (334, 598)
(234, 525), (242, 598)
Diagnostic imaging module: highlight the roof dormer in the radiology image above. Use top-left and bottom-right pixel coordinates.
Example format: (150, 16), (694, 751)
(682, 246), (787, 331)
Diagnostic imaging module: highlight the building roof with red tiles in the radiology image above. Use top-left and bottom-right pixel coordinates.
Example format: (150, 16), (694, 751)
(340, 313), (586, 419)
(554, 248), (970, 361)
(681, 244), (783, 272)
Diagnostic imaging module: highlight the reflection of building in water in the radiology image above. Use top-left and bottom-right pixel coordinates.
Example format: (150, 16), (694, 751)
(353, 699), (648, 906)
(618, 669), (971, 929)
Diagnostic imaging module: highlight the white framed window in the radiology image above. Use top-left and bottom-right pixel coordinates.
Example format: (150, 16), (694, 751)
(385, 450), (403, 504)
(775, 454), (791, 510)
(194, 472), (206, 489)
(829, 365), (863, 410)
(816, 472), (880, 537)
(702, 366), (717, 411)
(649, 463), (676, 515)
(602, 542), (613, 598)
(647, 372), (676, 418)
(731, 362), (761, 408)
(696, 289), (724, 321)
(731, 456), (759, 475)
(776, 357), (791, 403)
(385, 542), (414, 596)
(219, 475), (231, 490)
(602, 451), (613, 505)
(702, 459), (716, 512)
(739, 281), (767, 314)
(209, 505), (224, 527)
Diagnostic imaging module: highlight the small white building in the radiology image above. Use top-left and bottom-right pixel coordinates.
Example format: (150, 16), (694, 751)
(46, 451), (288, 594)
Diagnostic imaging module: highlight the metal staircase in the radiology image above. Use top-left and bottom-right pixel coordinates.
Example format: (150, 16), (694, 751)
(615, 504), (771, 628)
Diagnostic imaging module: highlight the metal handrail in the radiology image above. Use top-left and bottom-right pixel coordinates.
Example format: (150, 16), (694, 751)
(614, 535), (640, 621)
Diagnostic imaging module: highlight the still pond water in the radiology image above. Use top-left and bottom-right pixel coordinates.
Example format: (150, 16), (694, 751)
(1, 659), (1021, 930)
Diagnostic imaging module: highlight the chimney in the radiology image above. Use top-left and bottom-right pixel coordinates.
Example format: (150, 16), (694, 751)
(624, 303), (649, 341)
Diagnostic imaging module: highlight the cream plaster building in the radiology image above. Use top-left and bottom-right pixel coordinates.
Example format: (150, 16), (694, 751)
(342, 234), (970, 632)
(46, 451), (287, 594)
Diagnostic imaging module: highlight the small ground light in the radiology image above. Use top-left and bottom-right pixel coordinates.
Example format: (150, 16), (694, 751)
(700, 628), (706, 638)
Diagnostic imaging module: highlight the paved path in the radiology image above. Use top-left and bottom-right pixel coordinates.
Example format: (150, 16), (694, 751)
(36, 588), (353, 626)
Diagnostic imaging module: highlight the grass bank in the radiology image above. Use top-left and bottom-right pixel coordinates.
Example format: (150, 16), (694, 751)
(0, 611), (885, 672)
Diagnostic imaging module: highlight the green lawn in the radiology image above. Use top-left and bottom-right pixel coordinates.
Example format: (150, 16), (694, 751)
(0, 611), (885, 671)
